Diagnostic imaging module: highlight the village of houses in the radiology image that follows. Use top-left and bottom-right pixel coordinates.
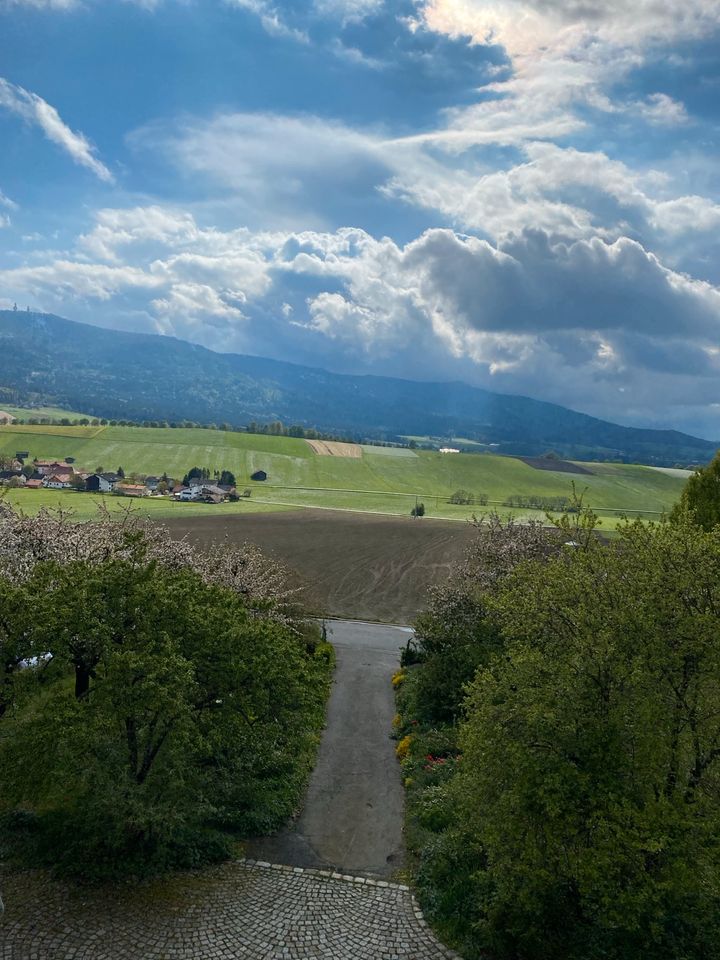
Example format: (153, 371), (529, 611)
(0, 453), (261, 504)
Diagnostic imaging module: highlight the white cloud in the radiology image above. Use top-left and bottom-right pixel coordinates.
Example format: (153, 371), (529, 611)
(129, 112), (391, 229)
(0, 78), (113, 182)
(3, 207), (720, 428)
(634, 92), (689, 125)
(0, 189), (17, 210)
(400, 0), (710, 171)
(313, 0), (383, 23)
(223, 0), (309, 42)
(0, 0), (79, 8)
(417, 0), (720, 58)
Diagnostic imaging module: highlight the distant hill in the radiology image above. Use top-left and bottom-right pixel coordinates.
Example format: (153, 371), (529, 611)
(0, 309), (715, 465)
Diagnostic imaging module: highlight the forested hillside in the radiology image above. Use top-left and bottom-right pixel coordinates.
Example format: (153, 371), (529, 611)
(0, 310), (715, 466)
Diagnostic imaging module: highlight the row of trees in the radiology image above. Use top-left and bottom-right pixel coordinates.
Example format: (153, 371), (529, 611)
(396, 470), (720, 959)
(0, 504), (332, 878)
(181, 466), (237, 487)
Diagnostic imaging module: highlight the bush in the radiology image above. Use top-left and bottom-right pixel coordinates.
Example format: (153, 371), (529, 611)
(411, 502), (425, 517)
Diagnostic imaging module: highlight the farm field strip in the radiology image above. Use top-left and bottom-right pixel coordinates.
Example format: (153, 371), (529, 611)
(254, 482), (671, 514)
(1, 488), (294, 520)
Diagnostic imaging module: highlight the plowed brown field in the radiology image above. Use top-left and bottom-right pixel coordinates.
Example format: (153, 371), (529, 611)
(162, 509), (476, 623)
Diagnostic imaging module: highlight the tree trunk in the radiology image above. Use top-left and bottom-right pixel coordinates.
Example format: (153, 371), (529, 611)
(74, 665), (91, 699)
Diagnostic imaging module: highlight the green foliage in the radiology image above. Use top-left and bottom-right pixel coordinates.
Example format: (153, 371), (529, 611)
(672, 448), (720, 530)
(412, 591), (500, 724)
(0, 549), (332, 880)
(404, 518), (720, 960)
(411, 502), (425, 517)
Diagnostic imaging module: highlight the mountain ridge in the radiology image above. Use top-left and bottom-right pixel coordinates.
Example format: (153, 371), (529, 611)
(0, 309), (715, 466)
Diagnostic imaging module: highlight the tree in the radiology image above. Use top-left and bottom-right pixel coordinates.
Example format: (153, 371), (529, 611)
(183, 466), (210, 485)
(117, 466), (125, 479)
(671, 449), (720, 530)
(0, 547), (331, 878)
(219, 470), (236, 487)
(441, 518), (720, 960)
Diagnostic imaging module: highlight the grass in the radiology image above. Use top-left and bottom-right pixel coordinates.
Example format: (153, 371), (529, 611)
(0, 404), (93, 421)
(2, 488), (294, 521)
(0, 422), (689, 524)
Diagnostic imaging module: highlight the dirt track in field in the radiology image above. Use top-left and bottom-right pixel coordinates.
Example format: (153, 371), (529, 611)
(161, 510), (476, 623)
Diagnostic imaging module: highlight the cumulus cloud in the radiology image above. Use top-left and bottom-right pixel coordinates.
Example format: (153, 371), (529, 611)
(3, 206), (720, 430)
(417, 0), (720, 58)
(0, 78), (113, 182)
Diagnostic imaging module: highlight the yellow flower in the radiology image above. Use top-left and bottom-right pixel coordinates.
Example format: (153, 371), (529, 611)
(396, 734), (413, 761)
(391, 670), (406, 689)
(392, 713), (402, 729)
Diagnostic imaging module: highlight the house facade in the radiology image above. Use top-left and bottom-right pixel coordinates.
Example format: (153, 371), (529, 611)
(86, 473), (119, 493)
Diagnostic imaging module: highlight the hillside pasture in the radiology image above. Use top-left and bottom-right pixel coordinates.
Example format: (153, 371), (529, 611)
(0, 422), (687, 523)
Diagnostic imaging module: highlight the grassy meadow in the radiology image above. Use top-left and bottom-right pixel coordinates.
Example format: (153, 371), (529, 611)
(0, 422), (690, 525)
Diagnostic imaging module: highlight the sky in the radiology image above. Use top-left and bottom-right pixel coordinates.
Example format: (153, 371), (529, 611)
(0, 1), (719, 437)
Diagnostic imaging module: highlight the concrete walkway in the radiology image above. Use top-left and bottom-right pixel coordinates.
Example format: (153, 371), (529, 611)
(246, 619), (410, 875)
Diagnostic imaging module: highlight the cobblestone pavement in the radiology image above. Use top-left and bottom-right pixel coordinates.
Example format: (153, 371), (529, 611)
(1, 859), (459, 960)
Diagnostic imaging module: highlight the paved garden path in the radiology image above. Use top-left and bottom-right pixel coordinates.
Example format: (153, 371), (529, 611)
(1, 621), (459, 958)
(247, 619), (410, 875)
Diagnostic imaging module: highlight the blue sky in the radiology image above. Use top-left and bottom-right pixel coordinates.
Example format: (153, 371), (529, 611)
(1, 0), (719, 437)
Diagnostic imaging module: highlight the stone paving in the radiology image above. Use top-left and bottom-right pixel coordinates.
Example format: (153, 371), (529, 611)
(1, 859), (460, 960)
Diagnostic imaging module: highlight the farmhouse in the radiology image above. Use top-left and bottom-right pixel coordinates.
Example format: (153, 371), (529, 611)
(43, 473), (74, 489)
(0, 470), (24, 485)
(25, 479), (43, 489)
(114, 483), (148, 498)
(86, 472), (120, 493)
(35, 459), (73, 476)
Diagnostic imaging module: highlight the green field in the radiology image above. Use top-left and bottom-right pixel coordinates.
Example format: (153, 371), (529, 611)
(0, 423), (689, 525)
(0, 404), (93, 421)
(1, 488), (294, 521)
